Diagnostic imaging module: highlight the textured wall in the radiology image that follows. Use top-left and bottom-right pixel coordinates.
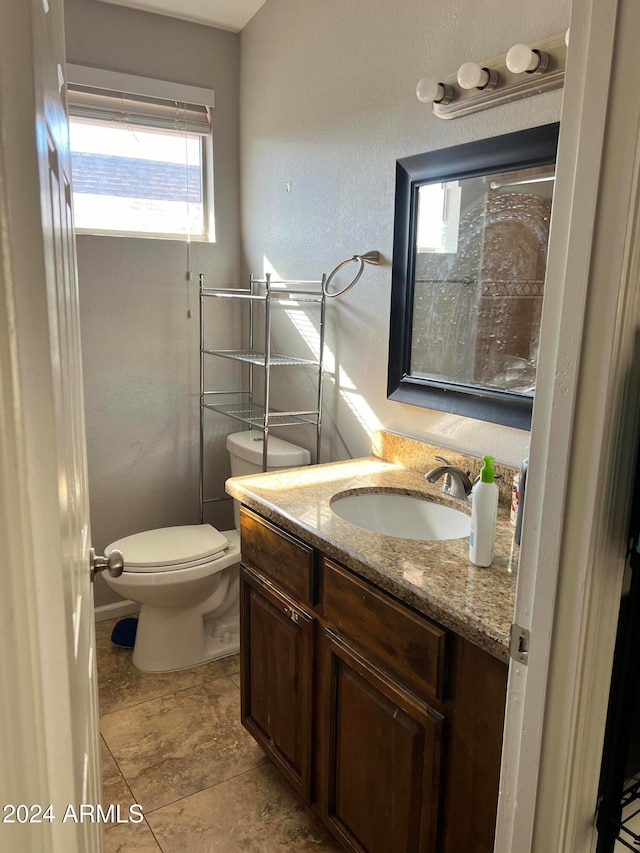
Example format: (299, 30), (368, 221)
(65, 0), (242, 605)
(239, 0), (570, 467)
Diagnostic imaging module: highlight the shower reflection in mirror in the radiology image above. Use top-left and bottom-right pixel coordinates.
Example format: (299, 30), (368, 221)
(411, 165), (554, 396)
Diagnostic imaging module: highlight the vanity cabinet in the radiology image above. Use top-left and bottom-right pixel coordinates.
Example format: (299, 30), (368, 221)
(239, 565), (314, 802)
(319, 629), (442, 853)
(238, 506), (508, 853)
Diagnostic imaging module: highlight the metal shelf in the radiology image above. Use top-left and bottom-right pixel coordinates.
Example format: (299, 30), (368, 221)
(618, 778), (640, 849)
(202, 399), (319, 429)
(199, 272), (326, 522)
(202, 349), (320, 367)
(201, 286), (324, 303)
(598, 777), (640, 850)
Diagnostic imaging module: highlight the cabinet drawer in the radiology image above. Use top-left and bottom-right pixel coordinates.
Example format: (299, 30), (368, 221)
(240, 506), (314, 605)
(322, 558), (447, 702)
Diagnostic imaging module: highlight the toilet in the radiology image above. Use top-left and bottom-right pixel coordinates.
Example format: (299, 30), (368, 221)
(104, 430), (311, 673)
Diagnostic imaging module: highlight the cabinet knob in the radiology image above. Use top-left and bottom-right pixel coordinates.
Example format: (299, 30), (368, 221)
(283, 604), (299, 623)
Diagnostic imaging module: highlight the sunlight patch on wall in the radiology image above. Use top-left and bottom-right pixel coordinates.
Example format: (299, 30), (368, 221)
(263, 256), (381, 439)
(340, 382), (382, 436)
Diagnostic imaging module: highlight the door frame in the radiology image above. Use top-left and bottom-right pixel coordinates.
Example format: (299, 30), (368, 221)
(0, 1), (101, 851)
(496, 0), (640, 849)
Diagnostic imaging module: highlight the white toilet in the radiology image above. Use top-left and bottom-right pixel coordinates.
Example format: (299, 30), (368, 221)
(104, 431), (310, 673)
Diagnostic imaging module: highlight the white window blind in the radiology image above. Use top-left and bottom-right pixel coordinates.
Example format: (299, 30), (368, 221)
(66, 85), (212, 135)
(65, 68), (215, 240)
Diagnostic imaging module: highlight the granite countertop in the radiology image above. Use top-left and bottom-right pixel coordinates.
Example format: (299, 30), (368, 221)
(226, 457), (519, 662)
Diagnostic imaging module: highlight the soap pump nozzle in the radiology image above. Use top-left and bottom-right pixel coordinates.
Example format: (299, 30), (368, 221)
(479, 455), (496, 484)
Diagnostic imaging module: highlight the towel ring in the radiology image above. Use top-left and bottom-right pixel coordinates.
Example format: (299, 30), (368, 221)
(323, 251), (381, 298)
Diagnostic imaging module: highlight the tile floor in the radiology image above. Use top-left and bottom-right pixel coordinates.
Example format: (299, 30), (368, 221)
(96, 618), (341, 852)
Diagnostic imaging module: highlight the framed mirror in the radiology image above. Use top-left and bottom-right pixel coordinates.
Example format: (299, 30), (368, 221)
(387, 123), (560, 430)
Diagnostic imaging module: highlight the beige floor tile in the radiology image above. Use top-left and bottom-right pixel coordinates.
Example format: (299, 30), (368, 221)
(101, 677), (265, 812)
(220, 653), (240, 677)
(147, 762), (341, 852)
(228, 672), (241, 689)
(96, 618), (236, 715)
(100, 736), (136, 827)
(103, 820), (162, 852)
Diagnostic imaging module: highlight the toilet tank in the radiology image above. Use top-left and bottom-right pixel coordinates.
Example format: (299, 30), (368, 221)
(226, 431), (311, 527)
(227, 430), (311, 476)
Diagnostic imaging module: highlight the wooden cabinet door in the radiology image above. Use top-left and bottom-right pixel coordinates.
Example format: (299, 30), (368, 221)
(320, 630), (443, 853)
(240, 565), (314, 801)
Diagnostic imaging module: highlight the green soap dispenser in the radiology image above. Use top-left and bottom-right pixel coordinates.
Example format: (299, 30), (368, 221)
(469, 456), (499, 567)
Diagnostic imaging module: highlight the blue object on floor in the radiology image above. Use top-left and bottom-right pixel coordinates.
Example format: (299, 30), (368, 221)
(111, 617), (138, 648)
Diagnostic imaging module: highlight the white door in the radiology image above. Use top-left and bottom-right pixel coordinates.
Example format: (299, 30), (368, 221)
(0, 1), (101, 852)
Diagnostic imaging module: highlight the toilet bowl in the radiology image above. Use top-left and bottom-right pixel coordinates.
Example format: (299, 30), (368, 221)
(104, 525), (241, 672)
(104, 431), (310, 673)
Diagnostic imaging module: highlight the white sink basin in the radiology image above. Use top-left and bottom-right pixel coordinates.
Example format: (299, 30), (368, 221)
(330, 491), (471, 541)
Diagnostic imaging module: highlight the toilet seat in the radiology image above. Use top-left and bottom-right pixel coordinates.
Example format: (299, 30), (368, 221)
(107, 524), (231, 573)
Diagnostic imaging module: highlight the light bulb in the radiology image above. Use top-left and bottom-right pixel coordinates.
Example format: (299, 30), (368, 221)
(457, 61), (493, 90)
(415, 78), (453, 105)
(416, 78), (442, 103)
(506, 43), (541, 74)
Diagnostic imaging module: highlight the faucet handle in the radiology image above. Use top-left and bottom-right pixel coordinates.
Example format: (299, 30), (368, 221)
(434, 455), (451, 465)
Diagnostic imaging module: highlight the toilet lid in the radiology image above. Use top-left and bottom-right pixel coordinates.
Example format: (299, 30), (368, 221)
(106, 524), (231, 571)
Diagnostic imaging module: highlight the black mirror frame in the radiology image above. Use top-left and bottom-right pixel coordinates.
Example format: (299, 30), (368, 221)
(387, 122), (560, 431)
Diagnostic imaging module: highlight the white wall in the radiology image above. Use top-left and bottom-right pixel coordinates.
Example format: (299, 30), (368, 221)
(65, 0), (242, 605)
(239, 0), (570, 467)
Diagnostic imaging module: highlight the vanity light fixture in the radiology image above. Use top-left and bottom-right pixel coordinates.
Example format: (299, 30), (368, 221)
(456, 61), (498, 91)
(416, 78), (453, 105)
(505, 43), (550, 75)
(418, 30), (567, 119)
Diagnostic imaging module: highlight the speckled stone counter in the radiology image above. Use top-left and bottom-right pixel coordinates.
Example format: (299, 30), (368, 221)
(226, 456), (518, 662)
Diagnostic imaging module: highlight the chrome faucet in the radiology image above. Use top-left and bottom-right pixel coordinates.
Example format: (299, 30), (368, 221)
(425, 456), (474, 500)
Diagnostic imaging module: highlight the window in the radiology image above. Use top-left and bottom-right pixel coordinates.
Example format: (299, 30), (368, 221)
(66, 71), (214, 240)
(416, 181), (461, 254)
